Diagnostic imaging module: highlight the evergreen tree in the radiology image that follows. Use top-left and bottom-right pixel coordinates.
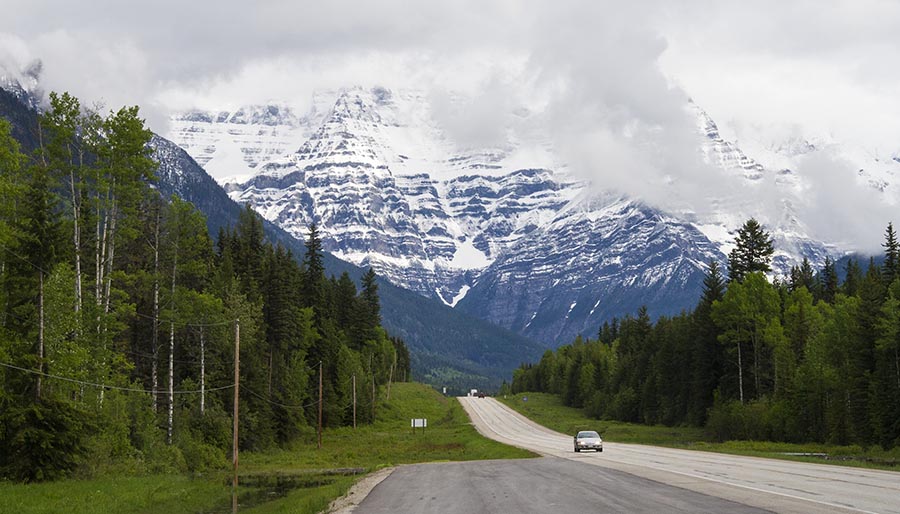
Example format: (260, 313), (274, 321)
(883, 222), (900, 287)
(14, 163), (63, 399)
(360, 267), (381, 332)
(790, 258), (815, 292)
(843, 258), (862, 297)
(302, 223), (325, 315)
(688, 260), (725, 424)
(727, 218), (774, 283)
(820, 256), (838, 304)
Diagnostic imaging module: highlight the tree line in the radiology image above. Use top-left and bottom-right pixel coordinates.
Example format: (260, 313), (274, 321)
(509, 218), (900, 449)
(0, 92), (410, 482)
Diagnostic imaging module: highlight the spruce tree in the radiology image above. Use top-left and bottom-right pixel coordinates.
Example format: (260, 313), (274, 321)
(302, 223), (325, 315)
(820, 256), (838, 304)
(882, 222), (899, 287)
(688, 260), (725, 424)
(789, 257), (815, 292)
(727, 218), (775, 283)
(843, 258), (862, 297)
(360, 267), (381, 327)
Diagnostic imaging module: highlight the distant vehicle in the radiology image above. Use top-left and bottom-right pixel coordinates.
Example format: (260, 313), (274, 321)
(477, 392), (486, 398)
(574, 430), (603, 452)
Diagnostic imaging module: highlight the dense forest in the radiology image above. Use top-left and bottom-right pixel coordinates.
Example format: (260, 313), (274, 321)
(0, 92), (410, 482)
(510, 218), (900, 449)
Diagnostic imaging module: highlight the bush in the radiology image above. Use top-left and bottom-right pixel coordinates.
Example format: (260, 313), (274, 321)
(0, 397), (93, 482)
(706, 397), (795, 442)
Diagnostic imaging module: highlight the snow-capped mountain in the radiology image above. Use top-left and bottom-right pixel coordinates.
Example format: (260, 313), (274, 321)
(167, 86), (891, 345)
(167, 94), (339, 185)
(0, 79), (549, 388)
(0, 60), (43, 111)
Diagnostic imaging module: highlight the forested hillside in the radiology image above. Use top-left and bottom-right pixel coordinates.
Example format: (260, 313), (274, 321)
(0, 92), (409, 482)
(511, 219), (900, 448)
(0, 86), (545, 393)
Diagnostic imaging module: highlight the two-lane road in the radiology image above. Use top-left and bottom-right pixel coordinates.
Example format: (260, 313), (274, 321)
(350, 397), (900, 513)
(459, 396), (900, 514)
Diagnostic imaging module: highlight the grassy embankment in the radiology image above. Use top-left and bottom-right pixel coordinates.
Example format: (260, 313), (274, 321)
(0, 383), (534, 514)
(500, 392), (900, 471)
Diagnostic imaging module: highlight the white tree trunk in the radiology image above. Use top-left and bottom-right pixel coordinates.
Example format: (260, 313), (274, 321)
(200, 327), (205, 415)
(167, 249), (178, 445)
(151, 205), (160, 412)
(167, 320), (174, 445)
(103, 199), (118, 315)
(737, 341), (744, 404)
(69, 168), (82, 314)
(36, 272), (44, 400)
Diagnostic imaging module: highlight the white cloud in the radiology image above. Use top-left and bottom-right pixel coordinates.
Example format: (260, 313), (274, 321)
(1, 0), (899, 252)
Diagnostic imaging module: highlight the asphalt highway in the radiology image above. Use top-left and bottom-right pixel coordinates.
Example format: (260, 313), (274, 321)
(458, 396), (900, 514)
(352, 397), (900, 514)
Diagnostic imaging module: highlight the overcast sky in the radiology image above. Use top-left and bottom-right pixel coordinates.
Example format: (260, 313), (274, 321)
(2, 0), (899, 251)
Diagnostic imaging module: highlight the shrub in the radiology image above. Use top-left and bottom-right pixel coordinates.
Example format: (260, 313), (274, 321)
(0, 397), (93, 482)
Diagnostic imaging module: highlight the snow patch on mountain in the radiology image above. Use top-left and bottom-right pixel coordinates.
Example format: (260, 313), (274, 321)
(167, 85), (893, 344)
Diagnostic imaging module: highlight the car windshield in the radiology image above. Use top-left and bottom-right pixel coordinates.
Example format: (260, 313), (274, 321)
(577, 431), (600, 439)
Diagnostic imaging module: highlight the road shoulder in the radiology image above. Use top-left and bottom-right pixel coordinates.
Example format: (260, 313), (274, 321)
(326, 467), (395, 514)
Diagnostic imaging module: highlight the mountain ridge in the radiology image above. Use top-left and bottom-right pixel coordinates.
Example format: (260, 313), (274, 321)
(177, 86), (892, 344)
(0, 84), (543, 391)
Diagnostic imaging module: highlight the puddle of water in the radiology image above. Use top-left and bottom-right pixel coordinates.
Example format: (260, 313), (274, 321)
(199, 470), (363, 513)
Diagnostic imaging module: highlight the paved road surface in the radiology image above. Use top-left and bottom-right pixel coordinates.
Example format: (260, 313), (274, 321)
(352, 397), (900, 513)
(458, 396), (900, 514)
(354, 458), (772, 514)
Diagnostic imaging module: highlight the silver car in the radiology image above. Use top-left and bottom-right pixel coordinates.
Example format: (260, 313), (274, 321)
(574, 430), (603, 452)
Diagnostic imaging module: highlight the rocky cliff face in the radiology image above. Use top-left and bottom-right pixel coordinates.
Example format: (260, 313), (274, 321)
(167, 86), (897, 346)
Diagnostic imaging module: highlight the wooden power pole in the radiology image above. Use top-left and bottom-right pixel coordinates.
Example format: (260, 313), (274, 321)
(232, 319), (240, 514)
(317, 361), (323, 449)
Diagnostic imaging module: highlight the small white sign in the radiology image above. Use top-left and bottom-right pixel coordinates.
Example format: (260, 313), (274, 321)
(411, 418), (427, 428)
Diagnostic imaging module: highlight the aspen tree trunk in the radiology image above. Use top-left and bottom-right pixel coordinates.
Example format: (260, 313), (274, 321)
(36, 273), (44, 400)
(737, 341), (744, 404)
(103, 199), (118, 315)
(753, 333), (760, 399)
(69, 167), (82, 314)
(167, 319), (174, 445)
(167, 249), (177, 445)
(151, 205), (160, 412)
(96, 183), (109, 308)
(200, 327), (205, 415)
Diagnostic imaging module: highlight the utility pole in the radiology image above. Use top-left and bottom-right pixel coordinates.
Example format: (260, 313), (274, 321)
(232, 319), (240, 514)
(352, 374), (357, 429)
(317, 361), (323, 449)
(387, 362), (394, 400)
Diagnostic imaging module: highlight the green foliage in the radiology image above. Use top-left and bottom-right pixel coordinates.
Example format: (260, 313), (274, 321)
(727, 218), (774, 283)
(0, 90), (403, 483)
(512, 220), (900, 450)
(0, 397), (94, 482)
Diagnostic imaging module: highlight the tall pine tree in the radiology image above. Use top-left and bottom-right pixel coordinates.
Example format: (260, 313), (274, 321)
(727, 218), (774, 283)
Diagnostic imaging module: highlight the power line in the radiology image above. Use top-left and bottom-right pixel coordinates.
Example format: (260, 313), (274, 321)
(0, 241), (51, 274)
(0, 361), (234, 395)
(132, 311), (236, 327)
(245, 387), (319, 410)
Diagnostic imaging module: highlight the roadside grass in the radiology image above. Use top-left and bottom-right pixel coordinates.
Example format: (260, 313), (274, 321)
(500, 392), (900, 472)
(0, 474), (229, 514)
(0, 383), (534, 514)
(243, 382), (535, 474)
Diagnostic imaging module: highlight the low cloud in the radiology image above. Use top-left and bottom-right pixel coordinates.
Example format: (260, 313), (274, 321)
(1, 1), (898, 252)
